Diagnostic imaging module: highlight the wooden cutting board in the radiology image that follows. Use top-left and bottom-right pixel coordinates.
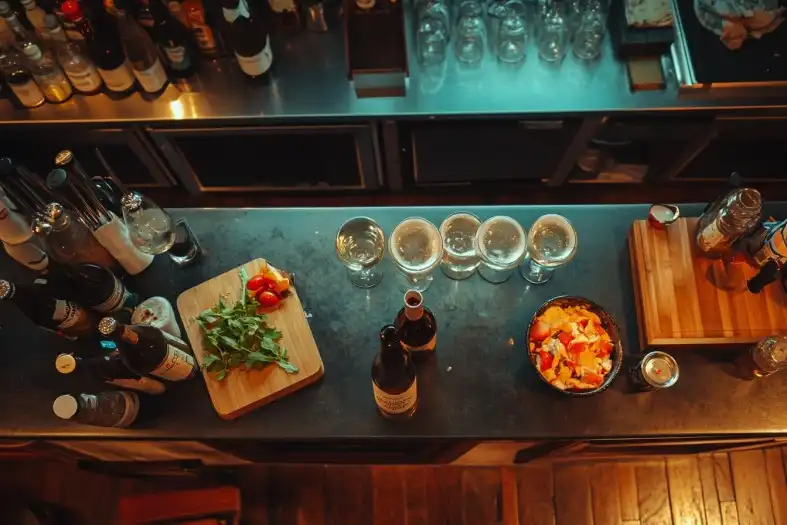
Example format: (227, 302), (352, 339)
(176, 259), (324, 420)
(629, 218), (787, 348)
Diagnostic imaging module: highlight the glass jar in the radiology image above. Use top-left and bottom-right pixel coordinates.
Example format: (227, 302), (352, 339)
(736, 335), (787, 379)
(695, 188), (762, 258)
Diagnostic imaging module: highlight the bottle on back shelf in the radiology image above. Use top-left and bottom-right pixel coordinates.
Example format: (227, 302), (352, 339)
(0, 279), (97, 338)
(394, 290), (437, 354)
(98, 317), (199, 381)
(55, 350), (167, 394)
(53, 0), (84, 41)
(220, 0), (272, 78)
(61, 0), (136, 94)
(372, 325), (418, 419)
(20, 0), (49, 42)
(0, 48), (45, 107)
(112, 0), (168, 92)
(45, 15), (103, 93)
(181, 0), (218, 57)
(21, 41), (73, 102)
(146, 0), (194, 76)
(44, 262), (140, 313)
(0, 1), (35, 44)
(53, 391), (140, 427)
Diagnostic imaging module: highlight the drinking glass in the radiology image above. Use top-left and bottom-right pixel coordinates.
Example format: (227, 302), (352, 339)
(121, 191), (175, 255)
(455, 2), (486, 64)
(520, 214), (577, 284)
(486, 0), (509, 54)
(439, 212), (481, 280)
(475, 216), (527, 284)
(496, 12), (527, 62)
(537, 7), (569, 63)
(389, 217), (443, 292)
(418, 0), (451, 40)
(572, 7), (606, 60)
(335, 217), (386, 288)
(417, 17), (448, 66)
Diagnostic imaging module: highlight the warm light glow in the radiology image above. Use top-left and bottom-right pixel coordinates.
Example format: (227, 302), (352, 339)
(169, 99), (185, 120)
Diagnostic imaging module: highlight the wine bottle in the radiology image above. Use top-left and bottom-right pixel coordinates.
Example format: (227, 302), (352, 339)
(0, 1), (35, 44)
(112, 0), (168, 93)
(394, 290), (437, 353)
(98, 317), (199, 381)
(21, 41), (73, 103)
(46, 15), (104, 93)
(372, 325), (418, 419)
(44, 263), (140, 313)
(146, 0), (194, 76)
(181, 0), (219, 56)
(220, 0), (272, 78)
(0, 279), (97, 338)
(55, 351), (167, 394)
(53, 391), (140, 427)
(61, 1), (136, 94)
(0, 48), (45, 107)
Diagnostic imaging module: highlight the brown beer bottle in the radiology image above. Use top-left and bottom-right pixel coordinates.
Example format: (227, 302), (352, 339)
(372, 325), (418, 419)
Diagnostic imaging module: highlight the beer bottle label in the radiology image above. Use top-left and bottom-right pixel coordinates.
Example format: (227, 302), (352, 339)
(94, 275), (128, 313)
(151, 345), (197, 381)
(373, 379), (417, 415)
(107, 376), (166, 395)
(402, 334), (436, 352)
(54, 300), (92, 334)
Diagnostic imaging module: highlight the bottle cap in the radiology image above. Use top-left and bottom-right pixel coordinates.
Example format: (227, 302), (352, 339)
(22, 43), (42, 61)
(60, 0), (82, 21)
(52, 394), (78, 420)
(0, 280), (14, 300)
(0, 2), (11, 15)
(55, 353), (77, 374)
(380, 324), (399, 343)
(20, 0), (34, 8)
(98, 317), (118, 336)
(54, 150), (73, 167)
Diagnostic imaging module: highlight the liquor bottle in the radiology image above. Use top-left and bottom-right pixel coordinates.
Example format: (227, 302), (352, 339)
(372, 325), (418, 419)
(46, 15), (103, 93)
(20, 0), (48, 41)
(55, 351), (167, 394)
(44, 262), (140, 313)
(0, 279), (98, 338)
(0, 48), (45, 107)
(146, 0), (194, 76)
(181, 0), (218, 56)
(21, 41), (73, 102)
(112, 0), (168, 92)
(98, 317), (199, 381)
(220, 0), (272, 78)
(61, 1), (136, 94)
(53, 391), (140, 427)
(0, 1), (34, 43)
(394, 290), (437, 353)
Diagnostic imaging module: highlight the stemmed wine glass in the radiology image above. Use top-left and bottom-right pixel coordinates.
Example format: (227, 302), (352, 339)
(520, 214), (577, 284)
(335, 217), (386, 288)
(389, 217), (443, 292)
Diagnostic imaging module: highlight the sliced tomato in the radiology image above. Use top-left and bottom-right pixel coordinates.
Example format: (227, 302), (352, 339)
(530, 321), (551, 342)
(538, 351), (554, 371)
(584, 372), (604, 386)
(557, 332), (573, 347)
(246, 275), (266, 291)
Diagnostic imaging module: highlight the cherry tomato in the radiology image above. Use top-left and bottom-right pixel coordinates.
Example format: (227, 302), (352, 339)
(261, 276), (278, 291)
(530, 321), (551, 342)
(247, 275), (266, 291)
(256, 290), (280, 308)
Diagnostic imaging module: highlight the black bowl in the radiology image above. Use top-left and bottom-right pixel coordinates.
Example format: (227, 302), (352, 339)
(526, 295), (624, 396)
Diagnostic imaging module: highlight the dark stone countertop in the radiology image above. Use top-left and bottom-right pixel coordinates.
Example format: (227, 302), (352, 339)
(2, 204), (787, 441)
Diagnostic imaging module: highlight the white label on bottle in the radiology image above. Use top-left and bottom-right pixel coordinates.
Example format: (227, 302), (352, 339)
(235, 36), (273, 77)
(698, 220), (724, 251)
(108, 376), (166, 395)
(373, 379), (417, 415)
(133, 59), (168, 93)
(3, 241), (48, 270)
(151, 345), (197, 381)
(163, 45), (188, 68)
(402, 334), (436, 352)
(9, 80), (45, 107)
(66, 65), (103, 92)
(222, 0), (250, 22)
(115, 391), (140, 427)
(53, 300), (90, 331)
(98, 61), (136, 92)
(93, 275), (127, 313)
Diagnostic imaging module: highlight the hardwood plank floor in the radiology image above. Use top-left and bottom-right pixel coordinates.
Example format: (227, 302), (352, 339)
(3, 447), (787, 525)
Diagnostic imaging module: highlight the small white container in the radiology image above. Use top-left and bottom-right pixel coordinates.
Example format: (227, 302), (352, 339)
(132, 296), (181, 338)
(0, 195), (33, 245)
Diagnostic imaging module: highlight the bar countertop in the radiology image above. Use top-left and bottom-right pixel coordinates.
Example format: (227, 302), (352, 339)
(2, 204), (787, 441)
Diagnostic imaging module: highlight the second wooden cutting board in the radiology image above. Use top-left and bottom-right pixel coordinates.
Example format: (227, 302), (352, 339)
(177, 258), (324, 420)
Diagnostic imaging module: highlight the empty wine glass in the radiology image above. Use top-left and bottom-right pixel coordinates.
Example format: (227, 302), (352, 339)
(440, 212), (481, 280)
(335, 217), (386, 289)
(418, 17), (448, 66)
(496, 12), (527, 62)
(537, 6), (569, 63)
(418, 0), (451, 40)
(520, 214), (577, 284)
(572, 6), (606, 60)
(121, 192), (175, 255)
(389, 217), (443, 292)
(455, 2), (486, 64)
(475, 216), (527, 284)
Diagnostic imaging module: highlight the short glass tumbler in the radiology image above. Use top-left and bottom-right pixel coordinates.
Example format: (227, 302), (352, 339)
(520, 214), (578, 284)
(475, 216), (528, 284)
(418, 17), (448, 66)
(537, 8), (569, 63)
(440, 212), (481, 280)
(389, 217), (444, 292)
(335, 217), (386, 288)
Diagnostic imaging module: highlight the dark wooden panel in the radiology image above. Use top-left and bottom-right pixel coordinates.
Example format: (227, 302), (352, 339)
(500, 467), (519, 525)
(372, 466), (406, 525)
(618, 463), (640, 522)
(432, 466), (464, 525)
(699, 455), (723, 525)
(713, 453), (737, 503)
(325, 466), (373, 525)
(666, 457), (706, 525)
(730, 450), (775, 525)
(590, 463), (622, 525)
(237, 466), (270, 525)
(462, 468), (501, 525)
(764, 448), (787, 525)
(636, 461), (673, 525)
(516, 464), (555, 525)
(403, 466), (428, 525)
(554, 463), (592, 525)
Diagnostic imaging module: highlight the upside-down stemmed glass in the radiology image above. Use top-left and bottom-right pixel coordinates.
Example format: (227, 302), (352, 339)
(336, 217), (386, 288)
(389, 217), (443, 292)
(520, 214), (578, 284)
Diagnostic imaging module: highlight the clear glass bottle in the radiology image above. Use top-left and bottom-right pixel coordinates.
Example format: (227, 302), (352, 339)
(0, 48), (45, 107)
(695, 188), (762, 258)
(48, 21), (103, 94)
(20, 0), (48, 41)
(0, 1), (34, 43)
(37, 202), (120, 270)
(121, 191), (175, 254)
(736, 335), (787, 379)
(21, 41), (72, 103)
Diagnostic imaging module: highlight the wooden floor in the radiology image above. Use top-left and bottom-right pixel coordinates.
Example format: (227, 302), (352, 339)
(2, 448), (787, 525)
